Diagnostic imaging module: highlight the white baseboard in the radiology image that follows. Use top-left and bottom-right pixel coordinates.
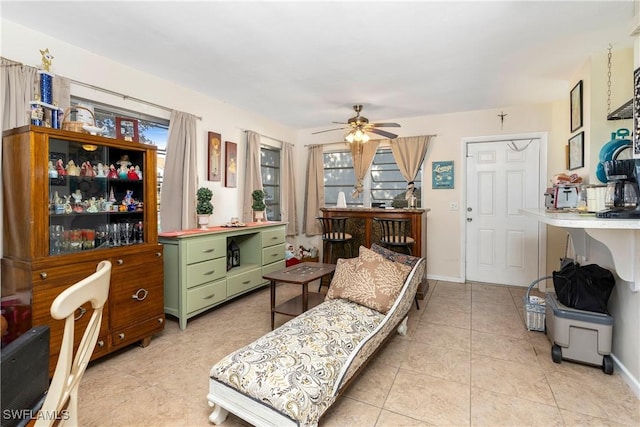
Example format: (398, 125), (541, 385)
(612, 353), (640, 399)
(426, 274), (465, 283)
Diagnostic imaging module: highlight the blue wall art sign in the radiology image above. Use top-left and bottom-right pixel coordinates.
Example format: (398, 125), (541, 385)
(432, 161), (454, 189)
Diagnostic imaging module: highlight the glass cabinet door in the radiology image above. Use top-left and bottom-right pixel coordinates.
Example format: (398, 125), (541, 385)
(48, 137), (146, 255)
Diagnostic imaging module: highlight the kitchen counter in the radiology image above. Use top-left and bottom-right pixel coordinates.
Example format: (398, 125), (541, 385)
(521, 208), (639, 290)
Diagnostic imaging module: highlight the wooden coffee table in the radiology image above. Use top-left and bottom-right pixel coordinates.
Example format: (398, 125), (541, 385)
(264, 262), (336, 329)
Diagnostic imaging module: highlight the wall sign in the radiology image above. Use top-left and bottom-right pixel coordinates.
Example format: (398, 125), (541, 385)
(432, 161), (454, 189)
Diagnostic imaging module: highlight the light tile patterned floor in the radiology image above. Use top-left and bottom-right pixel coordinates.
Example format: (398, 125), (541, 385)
(78, 280), (640, 426)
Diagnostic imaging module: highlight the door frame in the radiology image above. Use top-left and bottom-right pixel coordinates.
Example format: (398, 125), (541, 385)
(460, 132), (549, 283)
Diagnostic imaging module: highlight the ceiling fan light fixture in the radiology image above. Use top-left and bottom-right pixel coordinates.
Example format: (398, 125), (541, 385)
(345, 132), (355, 143)
(82, 144), (98, 152)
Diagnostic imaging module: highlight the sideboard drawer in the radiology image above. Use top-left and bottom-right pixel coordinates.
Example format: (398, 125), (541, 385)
(185, 237), (225, 264)
(186, 257), (227, 288)
(227, 268), (263, 297)
(262, 227), (285, 247)
(262, 243), (285, 266)
(187, 279), (227, 313)
(263, 259), (286, 277)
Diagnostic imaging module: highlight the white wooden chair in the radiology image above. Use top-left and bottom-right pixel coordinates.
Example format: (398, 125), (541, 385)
(35, 260), (111, 427)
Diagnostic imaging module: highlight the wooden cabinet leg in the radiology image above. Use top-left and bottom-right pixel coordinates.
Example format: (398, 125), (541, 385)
(140, 336), (152, 347)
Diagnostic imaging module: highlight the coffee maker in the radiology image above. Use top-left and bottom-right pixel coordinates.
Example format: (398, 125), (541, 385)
(596, 159), (640, 218)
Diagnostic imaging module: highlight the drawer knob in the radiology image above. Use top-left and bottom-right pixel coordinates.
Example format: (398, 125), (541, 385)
(119, 333), (125, 340)
(40, 272), (47, 279)
(242, 280), (251, 285)
(203, 293), (216, 300)
(203, 248), (216, 253)
(158, 318), (164, 324)
(156, 252), (162, 257)
(132, 288), (149, 301)
(204, 270), (215, 276)
(97, 340), (105, 347)
(117, 259), (124, 265)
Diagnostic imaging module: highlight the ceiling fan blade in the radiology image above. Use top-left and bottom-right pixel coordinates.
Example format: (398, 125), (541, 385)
(311, 127), (347, 135)
(371, 122), (401, 128)
(369, 128), (398, 139)
(331, 121), (349, 125)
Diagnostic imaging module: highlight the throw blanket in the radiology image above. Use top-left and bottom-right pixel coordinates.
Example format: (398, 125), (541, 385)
(210, 298), (385, 425)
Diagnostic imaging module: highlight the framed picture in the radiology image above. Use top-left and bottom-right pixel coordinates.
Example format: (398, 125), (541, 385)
(570, 80), (583, 132)
(634, 67), (640, 156)
(208, 131), (222, 181)
(225, 141), (237, 188)
(568, 132), (584, 170)
(116, 117), (139, 142)
(432, 160), (454, 189)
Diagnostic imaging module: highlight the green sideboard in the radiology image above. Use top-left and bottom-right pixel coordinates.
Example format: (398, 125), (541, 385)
(159, 222), (286, 329)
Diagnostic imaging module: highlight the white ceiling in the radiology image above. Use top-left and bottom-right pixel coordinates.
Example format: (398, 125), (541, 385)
(1, 1), (637, 131)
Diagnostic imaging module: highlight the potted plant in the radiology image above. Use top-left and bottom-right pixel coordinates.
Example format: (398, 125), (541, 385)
(196, 187), (213, 229)
(251, 189), (266, 222)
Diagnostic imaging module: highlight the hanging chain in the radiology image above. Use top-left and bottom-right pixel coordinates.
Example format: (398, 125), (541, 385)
(607, 44), (612, 115)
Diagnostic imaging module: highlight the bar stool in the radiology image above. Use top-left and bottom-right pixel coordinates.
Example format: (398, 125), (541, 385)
(317, 216), (353, 263)
(373, 218), (415, 255)
(373, 217), (420, 309)
(316, 216), (353, 291)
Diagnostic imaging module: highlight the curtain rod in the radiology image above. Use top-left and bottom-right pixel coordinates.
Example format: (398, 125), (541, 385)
(304, 134), (437, 147)
(70, 78), (202, 120)
(243, 129), (285, 145)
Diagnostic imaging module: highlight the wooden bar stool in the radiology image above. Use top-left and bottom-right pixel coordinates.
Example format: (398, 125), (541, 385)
(373, 217), (415, 255)
(317, 216), (353, 263)
(316, 216), (353, 291)
(373, 217), (420, 309)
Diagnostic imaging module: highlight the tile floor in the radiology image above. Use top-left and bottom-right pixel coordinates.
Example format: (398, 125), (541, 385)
(78, 280), (640, 426)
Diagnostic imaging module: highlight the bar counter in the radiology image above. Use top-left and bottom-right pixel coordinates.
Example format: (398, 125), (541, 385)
(320, 207), (430, 298)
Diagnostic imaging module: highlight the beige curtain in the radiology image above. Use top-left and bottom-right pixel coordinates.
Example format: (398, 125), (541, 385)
(1, 58), (38, 130)
(243, 131), (263, 223)
(303, 145), (324, 236)
(350, 140), (380, 198)
(159, 111), (198, 232)
(53, 75), (71, 113)
(281, 141), (298, 236)
(390, 135), (432, 199)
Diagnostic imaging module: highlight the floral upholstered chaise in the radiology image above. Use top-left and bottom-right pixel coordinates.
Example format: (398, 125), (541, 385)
(207, 245), (425, 427)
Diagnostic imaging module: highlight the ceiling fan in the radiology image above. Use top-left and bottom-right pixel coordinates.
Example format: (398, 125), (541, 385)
(312, 104), (401, 141)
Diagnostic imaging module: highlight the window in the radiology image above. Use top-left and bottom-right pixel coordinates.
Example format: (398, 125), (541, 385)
(323, 150), (358, 207)
(324, 147), (423, 207)
(371, 148), (422, 207)
(260, 146), (281, 221)
(70, 98), (169, 209)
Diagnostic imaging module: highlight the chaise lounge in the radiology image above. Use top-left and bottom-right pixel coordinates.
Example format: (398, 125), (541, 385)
(207, 245), (425, 426)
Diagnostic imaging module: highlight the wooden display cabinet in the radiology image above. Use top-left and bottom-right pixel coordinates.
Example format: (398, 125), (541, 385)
(1, 125), (164, 375)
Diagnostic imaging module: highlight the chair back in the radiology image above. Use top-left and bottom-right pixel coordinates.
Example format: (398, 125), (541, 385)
(316, 217), (351, 242)
(374, 218), (414, 246)
(35, 260), (111, 427)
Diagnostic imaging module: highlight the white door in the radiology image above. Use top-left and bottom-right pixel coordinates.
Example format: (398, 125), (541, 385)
(465, 138), (541, 286)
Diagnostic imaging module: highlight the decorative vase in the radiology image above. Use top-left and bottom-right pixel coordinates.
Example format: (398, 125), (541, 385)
(253, 210), (264, 223)
(197, 214), (210, 229)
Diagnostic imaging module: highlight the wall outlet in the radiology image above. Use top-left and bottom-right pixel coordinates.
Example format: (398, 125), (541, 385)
(450, 202), (458, 210)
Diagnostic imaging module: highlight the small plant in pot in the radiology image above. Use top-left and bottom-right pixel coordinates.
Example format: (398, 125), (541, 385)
(251, 189), (266, 222)
(196, 187), (213, 229)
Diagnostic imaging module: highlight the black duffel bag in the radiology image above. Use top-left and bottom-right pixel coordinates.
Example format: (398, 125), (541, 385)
(552, 258), (615, 314)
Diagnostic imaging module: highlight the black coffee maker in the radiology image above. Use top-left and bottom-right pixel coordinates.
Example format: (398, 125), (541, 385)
(596, 159), (640, 218)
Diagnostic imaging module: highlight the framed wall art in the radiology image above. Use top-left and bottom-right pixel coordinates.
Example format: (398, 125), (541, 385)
(116, 117), (139, 142)
(432, 160), (454, 189)
(208, 131), (222, 181)
(225, 141), (237, 188)
(568, 132), (584, 170)
(570, 80), (583, 132)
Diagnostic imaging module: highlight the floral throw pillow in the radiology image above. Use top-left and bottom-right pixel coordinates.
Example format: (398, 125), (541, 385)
(325, 246), (412, 314)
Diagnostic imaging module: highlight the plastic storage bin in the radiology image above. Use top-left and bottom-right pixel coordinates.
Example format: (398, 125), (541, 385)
(545, 292), (614, 374)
